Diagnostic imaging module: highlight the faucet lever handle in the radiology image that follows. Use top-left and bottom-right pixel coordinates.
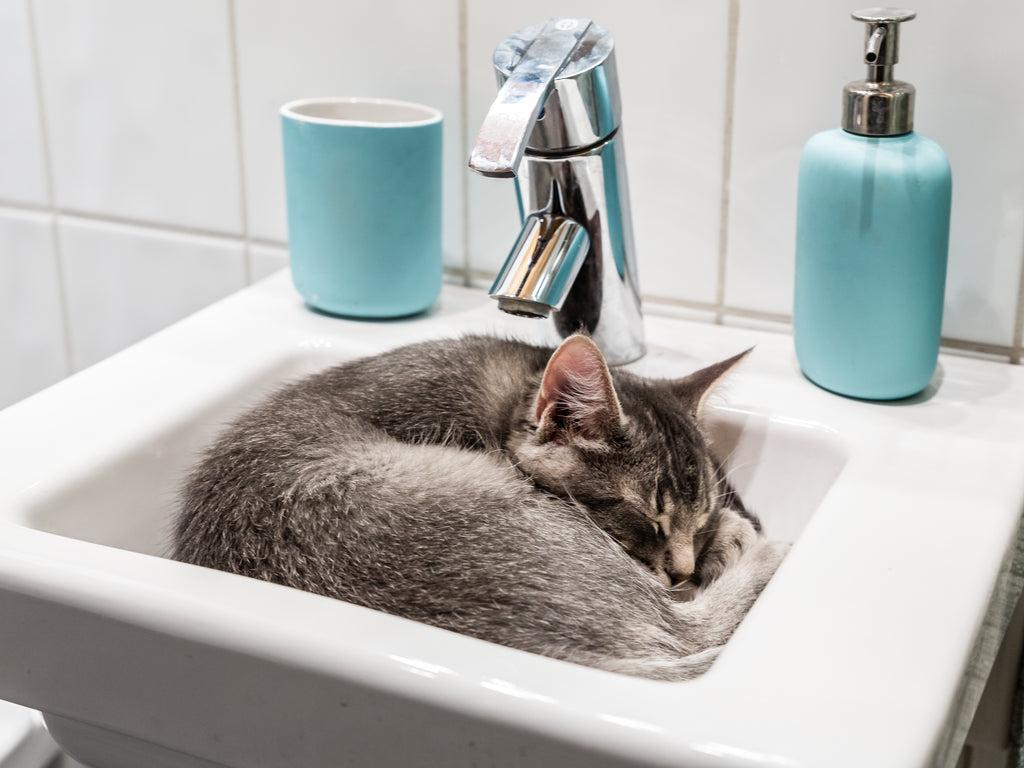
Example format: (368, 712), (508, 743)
(468, 17), (592, 178)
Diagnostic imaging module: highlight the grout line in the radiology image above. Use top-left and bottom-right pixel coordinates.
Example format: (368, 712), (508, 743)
(456, 0), (471, 287)
(249, 236), (288, 250)
(1012, 237), (1024, 364)
(644, 293), (718, 314)
(0, 200), (49, 216)
(721, 305), (791, 324)
(443, 266), (467, 281)
(0, 198), (246, 242)
(225, 0), (252, 284)
(24, 0), (74, 374)
(940, 337), (1017, 360)
(445, 270), (1013, 359)
(444, 274), (1015, 358)
(57, 207), (242, 241)
(646, 293), (791, 325)
(444, 265), (491, 290)
(0, 194), (289, 251)
(714, 0), (741, 325)
(461, 265), (496, 286)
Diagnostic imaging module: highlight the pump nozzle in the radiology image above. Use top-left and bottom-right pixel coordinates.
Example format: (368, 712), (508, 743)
(865, 26), (885, 63)
(852, 8), (916, 79)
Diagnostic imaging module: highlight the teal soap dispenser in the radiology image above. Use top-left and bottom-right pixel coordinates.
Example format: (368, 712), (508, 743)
(794, 8), (951, 400)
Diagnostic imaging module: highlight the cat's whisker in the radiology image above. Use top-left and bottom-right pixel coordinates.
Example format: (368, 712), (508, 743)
(716, 460), (758, 487)
(713, 443), (745, 472)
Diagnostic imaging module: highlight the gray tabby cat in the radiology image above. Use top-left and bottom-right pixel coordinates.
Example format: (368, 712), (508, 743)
(174, 334), (787, 680)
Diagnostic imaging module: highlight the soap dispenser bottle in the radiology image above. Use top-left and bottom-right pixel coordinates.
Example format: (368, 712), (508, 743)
(794, 8), (951, 400)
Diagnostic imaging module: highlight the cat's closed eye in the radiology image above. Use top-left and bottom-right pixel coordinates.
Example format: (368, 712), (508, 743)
(586, 495), (625, 511)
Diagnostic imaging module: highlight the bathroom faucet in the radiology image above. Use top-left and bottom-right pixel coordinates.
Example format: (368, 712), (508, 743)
(469, 18), (645, 365)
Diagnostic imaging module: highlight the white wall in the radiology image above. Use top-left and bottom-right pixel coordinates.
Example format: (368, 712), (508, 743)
(2, 0), (1022, 409)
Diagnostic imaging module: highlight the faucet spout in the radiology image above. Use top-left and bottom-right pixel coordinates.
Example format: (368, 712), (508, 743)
(469, 18), (645, 364)
(489, 212), (590, 318)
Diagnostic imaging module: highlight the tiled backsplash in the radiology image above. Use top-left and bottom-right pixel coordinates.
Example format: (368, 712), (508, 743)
(2, 0), (1022, 409)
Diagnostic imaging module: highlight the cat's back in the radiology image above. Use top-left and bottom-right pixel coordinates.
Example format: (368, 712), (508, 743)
(285, 335), (550, 447)
(174, 335), (552, 561)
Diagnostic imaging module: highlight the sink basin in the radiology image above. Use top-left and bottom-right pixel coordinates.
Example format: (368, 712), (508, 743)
(1, 272), (1023, 768)
(21, 357), (845, 559)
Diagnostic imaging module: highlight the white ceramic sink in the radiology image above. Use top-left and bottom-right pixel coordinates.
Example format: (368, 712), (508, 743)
(1, 272), (1023, 768)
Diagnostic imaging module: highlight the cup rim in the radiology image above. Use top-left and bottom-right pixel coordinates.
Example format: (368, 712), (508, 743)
(280, 97), (442, 128)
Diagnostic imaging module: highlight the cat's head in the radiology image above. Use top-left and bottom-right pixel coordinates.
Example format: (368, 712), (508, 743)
(507, 334), (749, 587)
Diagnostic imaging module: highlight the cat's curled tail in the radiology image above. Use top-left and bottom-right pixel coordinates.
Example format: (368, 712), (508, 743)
(176, 432), (787, 682)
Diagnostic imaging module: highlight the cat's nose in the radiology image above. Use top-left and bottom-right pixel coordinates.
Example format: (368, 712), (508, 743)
(665, 548), (695, 585)
(665, 557), (694, 585)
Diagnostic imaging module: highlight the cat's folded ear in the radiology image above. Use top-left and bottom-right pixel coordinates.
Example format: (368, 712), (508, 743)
(535, 334), (623, 442)
(671, 347), (753, 415)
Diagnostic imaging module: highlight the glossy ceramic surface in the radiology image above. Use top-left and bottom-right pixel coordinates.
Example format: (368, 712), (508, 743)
(0, 273), (1022, 767)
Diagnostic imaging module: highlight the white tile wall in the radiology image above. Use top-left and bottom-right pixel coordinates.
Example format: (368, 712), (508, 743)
(913, 0), (1024, 345)
(0, 208), (67, 408)
(32, 0), (243, 233)
(1, 0), (1023, 411)
(59, 218), (246, 370)
(0, 0), (49, 207)
(727, 0), (1024, 346)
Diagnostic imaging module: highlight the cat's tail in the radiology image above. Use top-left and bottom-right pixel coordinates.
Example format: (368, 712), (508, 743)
(587, 647), (722, 681)
(561, 538), (787, 683)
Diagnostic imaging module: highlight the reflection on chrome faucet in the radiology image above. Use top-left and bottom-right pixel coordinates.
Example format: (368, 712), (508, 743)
(468, 17), (645, 365)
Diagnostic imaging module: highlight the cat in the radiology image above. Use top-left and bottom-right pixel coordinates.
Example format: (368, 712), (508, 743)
(173, 334), (787, 680)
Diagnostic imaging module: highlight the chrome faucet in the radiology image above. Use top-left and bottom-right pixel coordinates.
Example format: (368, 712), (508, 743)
(469, 18), (645, 365)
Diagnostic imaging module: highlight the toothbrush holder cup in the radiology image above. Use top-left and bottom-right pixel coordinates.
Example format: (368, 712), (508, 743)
(281, 97), (443, 318)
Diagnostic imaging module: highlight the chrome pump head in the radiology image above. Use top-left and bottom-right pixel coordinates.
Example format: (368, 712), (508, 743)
(843, 8), (917, 136)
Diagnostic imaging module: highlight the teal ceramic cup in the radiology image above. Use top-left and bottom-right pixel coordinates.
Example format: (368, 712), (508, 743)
(281, 97), (443, 318)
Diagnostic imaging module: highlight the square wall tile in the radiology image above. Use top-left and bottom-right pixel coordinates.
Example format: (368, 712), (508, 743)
(249, 243), (288, 282)
(234, 0), (464, 267)
(0, 0), (49, 206)
(726, 0), (1024, 347)
(59, 218), (246, 370)
(0, 208), (68, 409)
(465, 2), (729, 304)
(33, 0), (243, 233)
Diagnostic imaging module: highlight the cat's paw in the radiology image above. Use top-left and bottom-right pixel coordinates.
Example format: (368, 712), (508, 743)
(700, 538), (788, 609)
(694, 507), (761, 585)
(743, 539), (790, 593)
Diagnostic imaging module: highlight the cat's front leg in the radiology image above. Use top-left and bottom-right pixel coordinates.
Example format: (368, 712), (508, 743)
(694, 506), (762, 586)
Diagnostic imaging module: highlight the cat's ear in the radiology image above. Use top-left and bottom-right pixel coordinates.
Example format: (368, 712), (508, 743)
(671, 348), (752, 415)
(535, 334), (623, 441)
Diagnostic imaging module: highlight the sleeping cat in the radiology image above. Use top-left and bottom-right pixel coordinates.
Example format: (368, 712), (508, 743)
(174, 334), (787, 680)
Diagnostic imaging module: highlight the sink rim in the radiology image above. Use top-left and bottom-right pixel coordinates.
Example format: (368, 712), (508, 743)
(1, 273), (1023, 768)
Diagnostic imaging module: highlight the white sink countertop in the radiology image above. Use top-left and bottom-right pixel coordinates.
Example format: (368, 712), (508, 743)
(1, 272), (1023, 768)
